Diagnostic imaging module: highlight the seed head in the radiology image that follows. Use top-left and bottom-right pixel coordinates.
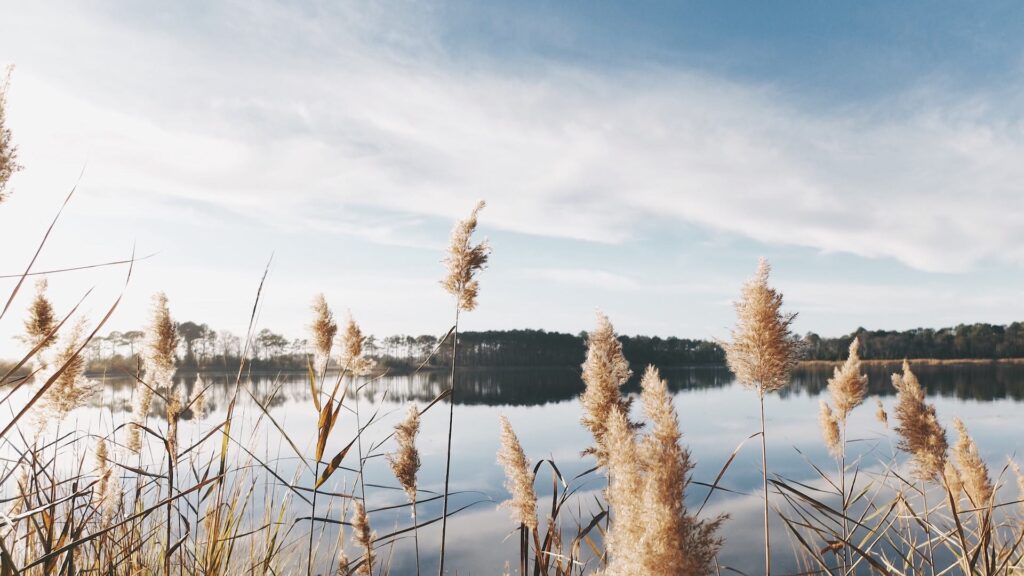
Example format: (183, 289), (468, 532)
(45, 318), (95, 417)
(891, 361), (948, 482)
(387, 404), (421, 505)
(579, 312), (634, 465)
(496, 415), (538, 531)
(952, 417), (993, 508)
(351, 501), (375, 576)
(827, 338), (869, 422)
(875, 399), (888, 428)
(310, 293), (337, 370)
(0, 65), (21, 202)
(636, 366), (723, 575)
(819, 401), (842, 459)
(441, 200), (490, 312)
(724, 258), (802, 395)
(23, 278), (57, 353)
(339, 313), (374, 376)
(143, 292), (178, 391)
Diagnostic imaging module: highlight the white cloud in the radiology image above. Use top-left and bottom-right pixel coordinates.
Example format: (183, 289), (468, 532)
(3, 1), (1023, 276)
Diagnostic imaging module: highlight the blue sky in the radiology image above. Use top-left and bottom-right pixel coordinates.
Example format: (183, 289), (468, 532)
(1, 0), (1023, 353)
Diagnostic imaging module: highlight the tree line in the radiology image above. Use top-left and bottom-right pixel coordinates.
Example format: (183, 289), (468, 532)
(80, 321), (1024, 373)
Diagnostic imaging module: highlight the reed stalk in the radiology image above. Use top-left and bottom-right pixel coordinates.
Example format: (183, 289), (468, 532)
(438, 201), (489, 575)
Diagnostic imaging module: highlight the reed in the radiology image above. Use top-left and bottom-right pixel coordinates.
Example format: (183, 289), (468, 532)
(388, 404), (421, 574)
(0, 64), (19, 202)
(3, 83), (1024, 575)
(437, 200), (489, 576)
(724, 258), (802, 576)
(580, 312), (634, 466)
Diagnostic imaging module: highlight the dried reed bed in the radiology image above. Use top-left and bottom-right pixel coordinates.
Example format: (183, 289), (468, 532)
(2, 79), (1024, 576)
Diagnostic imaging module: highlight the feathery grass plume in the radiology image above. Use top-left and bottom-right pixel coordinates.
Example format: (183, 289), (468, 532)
(45, 318), (95, 417)
(310, 293), (337, 370)
(22, 278), (57, 353)
(724, 257), (801, 575)
(351, 501), (375, 576)
(166, 389), (184, 465)
(95, 438), (116, 526)
(819, 401), (842, 458)
(602, 406), (645, 575)
(143, 292), (178, 390)
(388, 404), (421, 504)
(724, 258), (802, 395)
(579, 312), (634, 465)
(336, 523), (351, 576)
(128, 293), (178, 453)
(636, 366), (723, 575)
(952, 418), (993, 508)
(0, 65), (21, 202)
(827, 338), (869, 422)
(339, 313), (374, 376)
(891, 361), (948, 482)
(438, 201), (491, 575)
(876, 399), (888, 428)
(441, 200), (490, 312)
(944, 461), (963, 511)
(1011, 460), (1024, 517)
(496, 416), (538, 531)
(191, 375), (207, 419)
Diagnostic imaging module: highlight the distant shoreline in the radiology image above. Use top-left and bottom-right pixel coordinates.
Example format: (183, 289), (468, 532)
(797, 357), (1024, 367)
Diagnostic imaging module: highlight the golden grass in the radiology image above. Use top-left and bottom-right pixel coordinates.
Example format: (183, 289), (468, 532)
(3, 74), (1023, 575)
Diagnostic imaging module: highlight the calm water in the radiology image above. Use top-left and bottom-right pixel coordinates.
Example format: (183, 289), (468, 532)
(9, 363), (1024, 574)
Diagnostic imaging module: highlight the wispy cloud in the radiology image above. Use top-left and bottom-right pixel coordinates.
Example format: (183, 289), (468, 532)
(2, 1), (1023, 350)
(5, 2), (1024, 275)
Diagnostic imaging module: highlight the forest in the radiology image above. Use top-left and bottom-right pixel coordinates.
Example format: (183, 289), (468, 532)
(73, 321), (1024, 373)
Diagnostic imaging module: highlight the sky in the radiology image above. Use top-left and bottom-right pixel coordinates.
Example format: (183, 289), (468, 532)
(1, 0), (1024, 355)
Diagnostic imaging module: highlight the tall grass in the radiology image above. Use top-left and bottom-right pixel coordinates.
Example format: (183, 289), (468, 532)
(2, 75), (1024, 576)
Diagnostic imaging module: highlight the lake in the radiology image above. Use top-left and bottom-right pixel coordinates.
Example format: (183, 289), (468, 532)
(10, 362), (1024, 574)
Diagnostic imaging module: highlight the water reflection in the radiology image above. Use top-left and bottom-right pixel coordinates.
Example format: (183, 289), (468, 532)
(87, 362), (1024, 415)
(36, 363), (1024, 574)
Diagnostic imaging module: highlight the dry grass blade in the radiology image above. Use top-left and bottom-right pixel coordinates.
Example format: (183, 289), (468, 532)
(1, 178), (80, 321)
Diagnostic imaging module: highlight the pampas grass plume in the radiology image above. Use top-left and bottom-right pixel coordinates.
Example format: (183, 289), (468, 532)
(892, 361), (948, 482)
(724, 258), (801, 395)
(46, 318), (94, 417)
(388, 404), (421, 505)
(351, 501), (375, 576)
(637, 366), (723, 575)
(819, 401), (842, 458)
(339, 313), (374, 376)
(953, 417), (993, 508)
(579, 312), (633, 465)
(827, 338), (869, 421)
(496, 415), (538, 531)
(441, 200), (490, 312)
(876, 399), (888, 428)
(23, 278), (56, 352)
(0, 65), (20, 201)
(310, 293), (337, 370)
